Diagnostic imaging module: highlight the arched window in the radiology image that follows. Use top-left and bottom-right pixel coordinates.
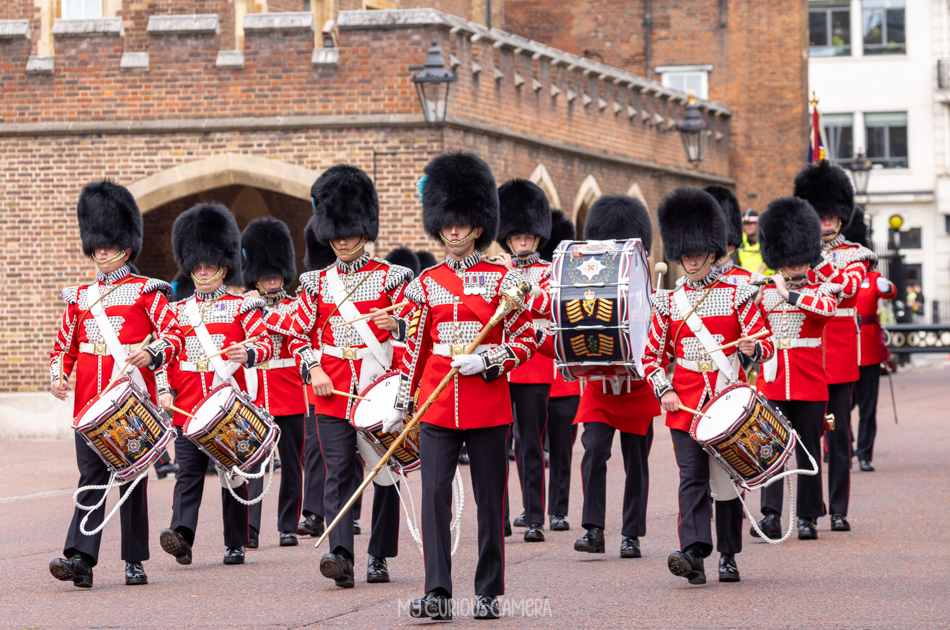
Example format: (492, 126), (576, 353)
(626, 182), (648, 209)
(529, 164), (562, 210)
(573, 175), (602, 239)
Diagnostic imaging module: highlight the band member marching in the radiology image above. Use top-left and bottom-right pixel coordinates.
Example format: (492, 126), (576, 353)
(273, 165), (411, 589)
(387, 152), (538, 620)
(794, 160), (877, 532)
(704, 186), (766, 286)
(157, 202), (275, 567)
(843, 207), (896, 472)
(49, 180), (184, 588)
(494, 179), (553, 543)
(751, 197), (838, 540)
(643, 188), (773, 585)
(571, 195), (661, 560)
(239, 217), (307, 548)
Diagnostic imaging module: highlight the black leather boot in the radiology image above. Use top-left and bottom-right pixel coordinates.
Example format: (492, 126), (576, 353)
(49, 555), (93, 588)
(573, 526), (605, 553)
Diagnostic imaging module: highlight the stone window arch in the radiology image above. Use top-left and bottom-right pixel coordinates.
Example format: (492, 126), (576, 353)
(573, 175), (602, 239)
(626, 182), (648, 210)
(528, 164), (562, 210)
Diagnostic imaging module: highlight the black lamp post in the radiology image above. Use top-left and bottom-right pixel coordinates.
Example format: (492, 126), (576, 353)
(410, 38), (458, 125)
(848, 152), (872, 196)
(677, 91), (710, 166)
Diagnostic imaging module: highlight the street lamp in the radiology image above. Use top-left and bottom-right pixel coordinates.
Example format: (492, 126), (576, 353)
(676, 91), (710, 166)
(410, 38), (458, 125)
(848, 152), (872, 196)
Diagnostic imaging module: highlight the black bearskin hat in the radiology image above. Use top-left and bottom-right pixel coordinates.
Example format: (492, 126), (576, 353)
(310, 164), (379, 243)
(759, 197), (823, 269)
(172, 202), (243, 285)
(657, 188), (727, 261)
(421, 151), (499, 252)
(539, 210), (576, 261)
(704, 185), (742, 249)
(241, 217), (297, 287)
(842, 206), (870, 247)
(304, 215), (337, 271)
(793, 160), (855, 228)
(77, 179), (143, 262)
(497, 179), (553, 252)
(584, 194), (653, 251)
(385, 247), (420, 277)
(416, 250), (438, 270)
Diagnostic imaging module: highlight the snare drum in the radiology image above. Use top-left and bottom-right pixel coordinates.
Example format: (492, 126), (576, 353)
(691, 384), (796, 490)
(74, 377), (173, 481)
(349, 371), (420, 485)
(184, 383), (279, 474)
(550, 239), (652, 381)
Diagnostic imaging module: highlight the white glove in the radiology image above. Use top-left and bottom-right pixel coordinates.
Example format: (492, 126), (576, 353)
(877, 277), (893, 294)
(381, 406), (405, 434)
(451, 353), (486, 376)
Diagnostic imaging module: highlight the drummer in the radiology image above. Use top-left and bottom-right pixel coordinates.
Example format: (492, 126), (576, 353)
(156, 202), (274, 568)
(570, 195), (661, 561)
(643, 188), (773, 585)
(271, 164), (411, 589)
(751, 197), (838, 540)
(49, 180), (184, 588)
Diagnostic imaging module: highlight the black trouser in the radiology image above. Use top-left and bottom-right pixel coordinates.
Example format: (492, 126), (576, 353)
(825, 382), (854, 515)
(155, 449), (172, 467)
(420, 422), (509, 597)
(510, 383), (550, 525)
(316, 414), (399, 559)
(63, 433), (150, 566)
(249, 413), (305, 534)
(853, 364), (881, 463)
(170, 427), (249, 548)
(670, 429), (742, 558)
(760, 399), (825, 519)
(546, 395), (578, 517)
(301, 405), (325, 521)
(580, 422), (653, 537)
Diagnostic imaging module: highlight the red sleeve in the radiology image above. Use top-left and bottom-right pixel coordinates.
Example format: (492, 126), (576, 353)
(241, 306), (274, 365)
(145, 291), (184, 367)
(396, 288), (432, 412)
(49, 301), (80, 385)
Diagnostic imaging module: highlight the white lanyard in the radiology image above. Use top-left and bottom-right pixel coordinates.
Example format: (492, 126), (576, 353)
(87, 282), (147, 390)
(673, 287), (738, 387)
(326, 266), (391, 371)
(185, 297), (240, 388)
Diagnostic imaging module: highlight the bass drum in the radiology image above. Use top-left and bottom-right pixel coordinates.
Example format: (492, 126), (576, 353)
(349, 371), (420, 486)
(550, 238), (652, 381)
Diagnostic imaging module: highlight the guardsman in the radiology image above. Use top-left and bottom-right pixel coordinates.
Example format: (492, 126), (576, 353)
(157, 202), (274, 568)
(495, 179), (553, 543)
(643, 188), (773, 586)
(751, 197), (838, 540)
(49, 180), (184, 588)
(386, 152), (537, 621)
(705, 186), (766, 286)
(794, 160), (877, 533)
(570, 195), (661, 560)
(240, 217), (306, 548)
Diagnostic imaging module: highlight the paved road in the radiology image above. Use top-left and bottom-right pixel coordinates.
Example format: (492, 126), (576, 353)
(1, 364), (948, 629)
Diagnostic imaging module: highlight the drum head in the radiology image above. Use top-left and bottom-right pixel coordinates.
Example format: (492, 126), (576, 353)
(350, 372), (401, 429)
(75, 378), (132, 429)
(355, 436), (398, 486)
(185, 386), (235, 436)
(695, 385), (755, 442)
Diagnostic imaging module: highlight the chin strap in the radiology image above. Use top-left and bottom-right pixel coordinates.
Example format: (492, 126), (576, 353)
(683, 253), (714, 281)
(507, 236), (540, 259)
(330, 237), (366, 257)
(191, 267), (225, 286)
(94, 250), (128, 266)
(821, 218), (842, 241)
(440, 228), (479, 248)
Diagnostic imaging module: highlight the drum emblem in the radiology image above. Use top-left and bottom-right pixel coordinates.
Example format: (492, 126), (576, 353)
(237, 440), (250, 454)
(126, 439), (141, 454)
(576, 257), (606, 281)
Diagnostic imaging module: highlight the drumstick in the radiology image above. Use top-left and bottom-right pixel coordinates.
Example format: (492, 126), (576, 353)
(678, 404), (712, 418)
(202, 336), (261, 362)
(333, 389), (370, 402)
(105, 335), (153, 389)
(331, 302), (410, 329)
(169, 405), (195, 419)
(700, 329), (770, 356)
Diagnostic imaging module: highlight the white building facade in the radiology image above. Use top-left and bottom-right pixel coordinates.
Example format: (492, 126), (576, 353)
(809, 0), (950, 321)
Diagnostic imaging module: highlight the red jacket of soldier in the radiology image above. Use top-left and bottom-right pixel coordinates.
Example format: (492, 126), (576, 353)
(758, 282), (838, 402)
(856, 269), (896, 366)
(273, 253), (412, 420)
(509, 254), (554, 385)
(251, 292), (306, 417)
(159, 286), (274, 426)
(808, 235), (877, 383)
(50, 266), (185, 416)
(395, 253), (538, 430)
(534, 313), (580, 397)
(574, 377), (660, 435)
(715, 259), (766, 286)
(642, 269), (774, 432)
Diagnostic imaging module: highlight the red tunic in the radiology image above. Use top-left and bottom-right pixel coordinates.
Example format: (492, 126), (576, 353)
(574, 378), (660, 435)
(160, 286), (274, 426)
(642, 270), (774, 432)
(508, 255), (554, 385)
(251, 293), (306, 417)
(716, 260), (766, 286)
(50, 266), (184, 415)
(274, 254), (412, 420)
(757, 283), (837, 402)
(396, 253), (538, 430)
(856, 270), (896, 366)
(808, 236), (877, 383)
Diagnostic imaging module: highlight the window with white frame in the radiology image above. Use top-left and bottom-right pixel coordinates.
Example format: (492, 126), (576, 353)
(656, 66), (710, 99)
(809, 0), (851, 57)
(862, 0), (906, 55)
(62, 0), (102, 20)
(823, 113), (854, 164)
(865, 111), (908, 168)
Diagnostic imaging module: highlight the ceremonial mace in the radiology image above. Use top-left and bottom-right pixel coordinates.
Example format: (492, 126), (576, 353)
(314, 278), (535, 549)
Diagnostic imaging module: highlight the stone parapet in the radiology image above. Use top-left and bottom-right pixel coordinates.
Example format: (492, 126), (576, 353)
(147, 13), (220, 35)
(51, 17), (124, 38)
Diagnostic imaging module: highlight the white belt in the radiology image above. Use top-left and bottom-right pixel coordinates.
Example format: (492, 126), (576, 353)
(834, 308), (857, 317)
(433, 343), (493, 358)
(180, 360), (216, 373)
(255, 357), (297, 371)
(79, 342), (132, 356)
(676, 358), (720, 373)
(775, 338), (821, 350)
(322, 345), (372, 361)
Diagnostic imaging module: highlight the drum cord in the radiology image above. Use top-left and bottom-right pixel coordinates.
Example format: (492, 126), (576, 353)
(74, 469), (149, 537)
(220, 434), (280, 506)
(390, 465), (464, 556)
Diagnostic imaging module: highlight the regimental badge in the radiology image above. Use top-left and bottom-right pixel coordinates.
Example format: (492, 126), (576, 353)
(462, 273), (488, 295)
(576, 257), (606, 281)
(569, 333), (615, 357)
(565, 295), (613, 323)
